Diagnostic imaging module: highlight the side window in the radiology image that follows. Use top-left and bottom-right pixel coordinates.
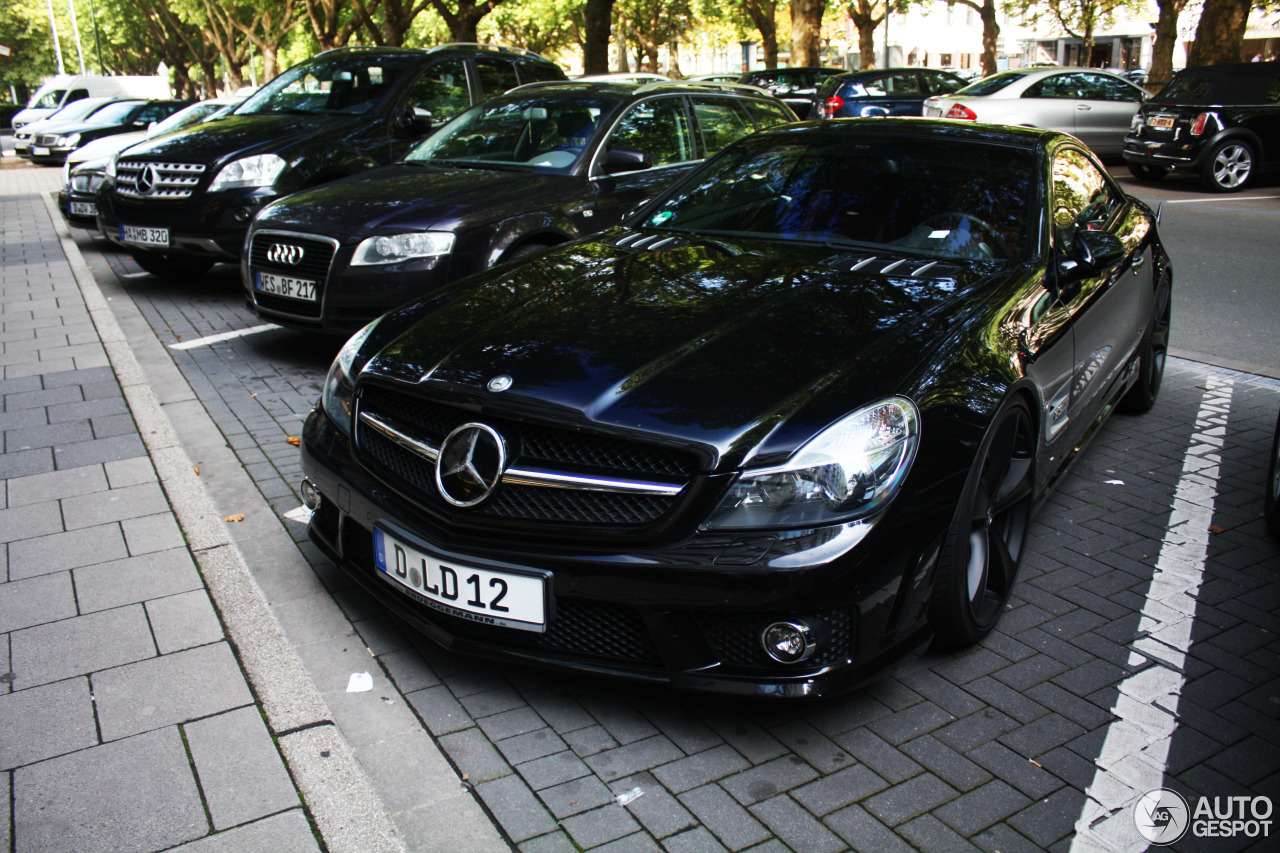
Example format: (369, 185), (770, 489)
(135, 103), (173, 124)
(474, 58), (520, 98)
(602, 98), (694, 169)
(66, 89), (89, 105)
(691, 97), (754, 157)
(1079, 73), (1142, 102)
(1051, 148), (1117, 249)
(744, 99), (795, 128)
(1024, 74), (1079, 99)
(402, 59), (471, 124)
(518, 62), (564, 85)
(882, 73), (922, 95)
(923, 72), (965, 95)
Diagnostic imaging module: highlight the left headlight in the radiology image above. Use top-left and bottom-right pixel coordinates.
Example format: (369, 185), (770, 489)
(57, 132), (81, 148)
(701, 397), (920, 530)
(208, 153), (287, 192)
(351, 232), (455, 266)
(321, 318), (382, 436)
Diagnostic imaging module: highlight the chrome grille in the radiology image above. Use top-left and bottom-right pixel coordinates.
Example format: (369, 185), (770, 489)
(36, 133), (61, 147)
(115, 160), (206, 200)
(248, 231), (337, 281)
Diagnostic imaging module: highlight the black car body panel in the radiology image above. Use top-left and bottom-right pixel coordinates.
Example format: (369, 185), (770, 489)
(242, 81), (797, 333)
(300, 120), (1172, 697)
(1123, 61), (1280, 190)
(95, 45), (567, 264)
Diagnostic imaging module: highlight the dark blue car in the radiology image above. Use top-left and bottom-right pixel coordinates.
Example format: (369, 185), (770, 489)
(809, 67), (969, 119)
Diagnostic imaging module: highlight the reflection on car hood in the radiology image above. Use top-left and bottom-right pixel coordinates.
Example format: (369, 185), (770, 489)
(255, 165), (581, 236)
(118, 113), (345, 165)
(68, 131), (146, 165)
(363, 236), (993, 465)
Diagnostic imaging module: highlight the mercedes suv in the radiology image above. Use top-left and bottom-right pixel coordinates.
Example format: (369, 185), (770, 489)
(95, 44), (565, 277)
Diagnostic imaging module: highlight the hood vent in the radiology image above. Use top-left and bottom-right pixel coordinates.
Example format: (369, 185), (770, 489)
(614, 231), (682, 251)
(849, 256), (949, 279)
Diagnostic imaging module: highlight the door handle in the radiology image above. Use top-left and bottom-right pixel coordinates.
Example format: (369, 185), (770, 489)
(1130, 254), (1146, 275)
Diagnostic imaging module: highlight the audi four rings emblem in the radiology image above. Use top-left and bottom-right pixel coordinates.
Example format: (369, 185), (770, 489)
(137, 165), (158, 195)
(267, 243), (305, 266)
(435, 423), (507, 507)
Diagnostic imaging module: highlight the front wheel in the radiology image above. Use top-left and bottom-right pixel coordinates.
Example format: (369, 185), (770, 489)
(930, 398), (1036, 646)
(1200, 139), (1254, 192)
(1127, 163), (1168, 182)
(1119, 274), (1171, 414)
(1265, 408), (1280, 539)
(131, 251), (214, 280)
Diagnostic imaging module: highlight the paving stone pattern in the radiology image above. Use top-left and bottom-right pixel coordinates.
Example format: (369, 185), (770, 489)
(78, 185), (1280, 852)
(1, 168), (318, 852)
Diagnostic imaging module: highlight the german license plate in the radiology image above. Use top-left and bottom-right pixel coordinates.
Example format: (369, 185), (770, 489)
(121, 224), (169, 247)
(31, 146), (49, 156)
(373, 527), (547, 632)
(1149, 115), (1175, 130)
(255, 270), (317, 302)
(70, 202), (95, 216)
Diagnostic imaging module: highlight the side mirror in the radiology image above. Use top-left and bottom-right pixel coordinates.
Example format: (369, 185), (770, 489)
(1057, 229), (1125, 285)
(147, 121), (157, 132)
(396, 107), (432, 137)
(602, 148), (650, 174)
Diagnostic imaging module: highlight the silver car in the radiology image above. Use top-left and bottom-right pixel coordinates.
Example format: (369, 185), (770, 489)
(923, 66), (1148, 156)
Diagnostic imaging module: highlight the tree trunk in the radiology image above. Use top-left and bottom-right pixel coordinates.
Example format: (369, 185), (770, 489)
(979, 2), (999, 77)
(744, 0), (780, 69)
(1149, 0), (1186, 87)
(789, 0), (826, 67)
(849, 4), (882, 70)
(583, 0), (616, 74)
(1188, 0), (1252, 65)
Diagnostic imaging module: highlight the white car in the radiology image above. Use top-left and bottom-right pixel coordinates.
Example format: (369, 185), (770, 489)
(923, 66), (1148, 157)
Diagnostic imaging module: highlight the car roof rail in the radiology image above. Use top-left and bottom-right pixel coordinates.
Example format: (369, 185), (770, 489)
(635, 80), (771, 97)
(436, 42), (552, 61)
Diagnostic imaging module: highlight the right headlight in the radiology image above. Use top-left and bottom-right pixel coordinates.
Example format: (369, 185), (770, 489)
(351, 231), (455, 266)
(701, 397), (920, 530)
(208, 153), (287, 192)
(321, 318), (382, 436)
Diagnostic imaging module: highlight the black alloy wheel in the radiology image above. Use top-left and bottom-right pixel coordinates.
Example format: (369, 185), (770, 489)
(930, 398), (1036, 646)
(1119, 274), (1171, 414)
(1201, 139), (1254, 192)
(1127, 163), (1168, 182)
(1266, 408), (1280, 539)
(131, 250), (215, 280)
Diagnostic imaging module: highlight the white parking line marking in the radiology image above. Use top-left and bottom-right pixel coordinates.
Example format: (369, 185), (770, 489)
(1070, 373), (1235, 852)
(168, 324), (279, 350)
(1164, 195), (1280, 204)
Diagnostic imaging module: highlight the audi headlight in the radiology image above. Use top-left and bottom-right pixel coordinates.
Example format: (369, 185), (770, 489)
(351, 232), (455, 266)
(57, 132), (81, 148)
(208, 153), (287, 192)
(702, 397), (920, 530)
(321, 318), (382, 436)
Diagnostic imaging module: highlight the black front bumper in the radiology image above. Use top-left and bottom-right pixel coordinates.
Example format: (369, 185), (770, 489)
(97, 182), (280, 261)
(299, 406), (942, 699)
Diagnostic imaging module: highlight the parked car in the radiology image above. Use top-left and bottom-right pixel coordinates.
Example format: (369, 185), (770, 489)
(57, 158), (111, 235)
(95, 44), (566, 278)
(298, 118), (1171, 698)
(1122, 61), (1280, 192)
(577, 72), (671, 84)
(61, 97), (241, 182)
(1268, 407), (1280, 538)
(12, 96), (120, 157)
(28, 99), (190, 165)
(810, 67), (969, 119)
(243, 80), (795, 334)
(923, 66), (1150, 157)
(738, 67), (845, 114)
(11, 74), (169, 131)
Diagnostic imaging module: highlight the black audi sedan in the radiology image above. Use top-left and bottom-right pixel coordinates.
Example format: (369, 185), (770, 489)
(299, 119), (1172, 698)
(242, 81), (795, 334)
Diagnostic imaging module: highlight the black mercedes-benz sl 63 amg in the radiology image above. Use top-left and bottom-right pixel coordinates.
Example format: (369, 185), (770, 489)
(299, 118), (1172, 698)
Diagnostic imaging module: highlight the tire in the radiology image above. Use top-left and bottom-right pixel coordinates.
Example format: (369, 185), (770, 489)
(501, 242), (551, 264)
(1127, 163), (1168, 182)
(1266, 408), (1280, 539)
(930, 398), (1036, 646)
(1200, 139), (1254, 192)
(132, 251), (214, 280)
(1118, 273), (1171, 415)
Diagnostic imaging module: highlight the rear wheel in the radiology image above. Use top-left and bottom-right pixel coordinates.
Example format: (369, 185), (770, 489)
(131, 251), (214, 279)
(930, 398), (1036, 646)
(1127, 163), (1168, 182)
(1266, 409), (1280, 539)
(1118, 274), (1171, 414)
(1200, 139), (1254, 192)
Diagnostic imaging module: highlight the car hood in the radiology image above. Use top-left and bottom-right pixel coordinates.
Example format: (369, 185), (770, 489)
(361, 235), (996, 469)
(116, 113), (349, 166)
(69, 131), (145, 165)
(255, 164), (582, 237)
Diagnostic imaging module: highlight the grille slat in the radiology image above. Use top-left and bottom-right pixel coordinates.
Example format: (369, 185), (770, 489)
(116, 160), (207, 200)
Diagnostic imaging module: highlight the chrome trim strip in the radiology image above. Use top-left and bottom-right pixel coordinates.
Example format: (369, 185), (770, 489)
(880, 259), (908, 274)
(502, 465), (684, 496)
(358, 412), (439, 463)
(850, 256), (878, 271)
(911, 261), (939, 277)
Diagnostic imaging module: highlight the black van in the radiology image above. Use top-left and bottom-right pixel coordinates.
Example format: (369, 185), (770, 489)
(96, 45), (565, 276)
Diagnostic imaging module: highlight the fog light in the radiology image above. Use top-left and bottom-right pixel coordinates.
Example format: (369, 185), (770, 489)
(300, 477), (322, 510)
(761, 621), (815, 664)
(233, 206), (255, 222)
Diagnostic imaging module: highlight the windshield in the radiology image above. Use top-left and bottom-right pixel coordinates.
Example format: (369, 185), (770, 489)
(642, 133), (1036, 262)
(149, 101), (229, 136)
(30, 89), (67, 109)
(407, 96), (616, 171)
(237, 55), (412, 116)
(48, 99), (110, 123)
(954, 70), (1029, 97)
(84, 101), (141, 125)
